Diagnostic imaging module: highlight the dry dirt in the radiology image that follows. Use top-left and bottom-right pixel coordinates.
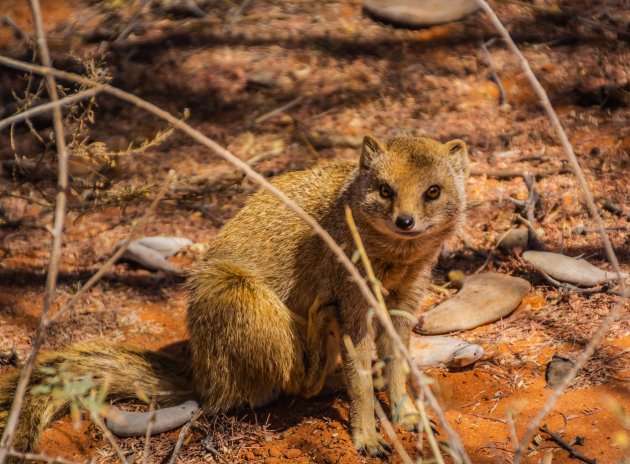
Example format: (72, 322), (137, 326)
(0, 0), (629, 463)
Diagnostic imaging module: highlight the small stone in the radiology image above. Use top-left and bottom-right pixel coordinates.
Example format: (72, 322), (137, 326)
(409, 335), (484, 368)
(415, 273), (531, 334)
(523, 250), (629, 287)
(498, 228), (529, 252)
(268, 448), (282, 458)
(364, 0), (480, 27)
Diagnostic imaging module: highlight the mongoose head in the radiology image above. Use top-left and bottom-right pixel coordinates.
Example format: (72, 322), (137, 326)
(355, 135), (469, 240)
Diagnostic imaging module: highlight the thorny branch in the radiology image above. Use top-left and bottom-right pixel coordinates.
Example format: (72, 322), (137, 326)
(0, 56), (472, 463)
(476, 1), (628, 462)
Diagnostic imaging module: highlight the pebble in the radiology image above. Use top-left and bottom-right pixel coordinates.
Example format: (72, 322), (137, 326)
(523, 250), (628, 287)
(409, 335), (484, 368)
(415, 273), (531, 334)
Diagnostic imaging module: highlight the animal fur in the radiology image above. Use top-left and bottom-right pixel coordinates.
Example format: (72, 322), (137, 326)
(0, 135), (468, 457)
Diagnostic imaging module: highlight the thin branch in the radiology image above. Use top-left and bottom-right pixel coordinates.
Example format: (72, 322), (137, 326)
(343, 336), (413, 464)
(475, 2), (628, 462)
(141, 400), (157, 464)
(479, 40), (506, 105)
(0, 55), (471, 464)
(345, 208), (445, 464)
(79, 395), (130, 464)
(0, 88), (103, 131)
(0, 0), (70, 459)
(7, 449), (82, 464)
(254, 96), (304, 124)
(469, 166), (571, 179)
(540, 426), (598, 464)
(47, 170), (175, 325)
(166, 409), (203, 464)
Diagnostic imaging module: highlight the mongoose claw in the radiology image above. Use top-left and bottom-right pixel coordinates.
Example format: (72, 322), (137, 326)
(354, 433), (391, 457)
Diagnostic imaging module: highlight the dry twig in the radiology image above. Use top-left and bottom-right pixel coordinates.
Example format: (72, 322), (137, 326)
(536, 268), (605, 295)
(79, 397), (130, 464)
(167, 409), (203, 464)
(254, 96), (304, 124)
(479, 40), (506, 105)
(47, 170), (175, 325)
(0, 0), (70, 460)
(0, 88), (104, 159)
(6, 449), (81, 464)
(141, 398), (157, 464)
(476, 2), (628, 462)
(540, 425), (598, 464)
(469, 166), (571, 179)
(345, 208), (445, 464)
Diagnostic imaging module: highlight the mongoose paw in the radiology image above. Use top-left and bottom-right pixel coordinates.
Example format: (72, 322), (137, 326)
(393, 402), (420, 432)
(353, 432), (391, 457)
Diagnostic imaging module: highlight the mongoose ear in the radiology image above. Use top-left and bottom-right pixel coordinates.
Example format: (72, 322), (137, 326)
(360, 135), (384, 170)
(444, 139), (470, 178)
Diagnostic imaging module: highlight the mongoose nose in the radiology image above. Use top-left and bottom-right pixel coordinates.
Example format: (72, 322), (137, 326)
(395, 215), (415, 230)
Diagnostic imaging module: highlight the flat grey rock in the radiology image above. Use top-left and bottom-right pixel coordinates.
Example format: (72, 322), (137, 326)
(106, 400), (200, 437)
(498, 228), (529, 252)
(415, 273), (531, 335)
(523, 250), (628, 287)
(364, 0), (479, 27)
(133, 236), (193, 258)
(116, 236), (192, 273)
(409, 335), (484, 368)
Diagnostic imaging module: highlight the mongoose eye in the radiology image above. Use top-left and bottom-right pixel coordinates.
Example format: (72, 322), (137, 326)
(424, 185), (441, 201)
(379, 183), (394, 199)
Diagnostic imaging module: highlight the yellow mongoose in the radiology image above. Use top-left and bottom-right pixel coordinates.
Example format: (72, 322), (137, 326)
(0, 135), (469, 456)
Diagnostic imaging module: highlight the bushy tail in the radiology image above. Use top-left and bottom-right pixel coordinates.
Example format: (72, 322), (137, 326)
(0, 341), (193, 453)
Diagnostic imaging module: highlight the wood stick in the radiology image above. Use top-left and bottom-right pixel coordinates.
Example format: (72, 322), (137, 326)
(540, 426), (598, 464)
(475, 3), (628, 463)
(479, 40), (506, 105)
(0, 0), (70, 459)
(166, 409), (203, 464)
(7, 449), (82, 464)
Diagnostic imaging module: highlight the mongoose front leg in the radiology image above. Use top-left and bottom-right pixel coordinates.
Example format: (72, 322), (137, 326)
(340, 327), (390, 457)
(376, 309), (419, 431)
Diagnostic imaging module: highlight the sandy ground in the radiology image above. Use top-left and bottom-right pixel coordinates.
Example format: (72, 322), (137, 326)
(0, 0), (629, 463)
